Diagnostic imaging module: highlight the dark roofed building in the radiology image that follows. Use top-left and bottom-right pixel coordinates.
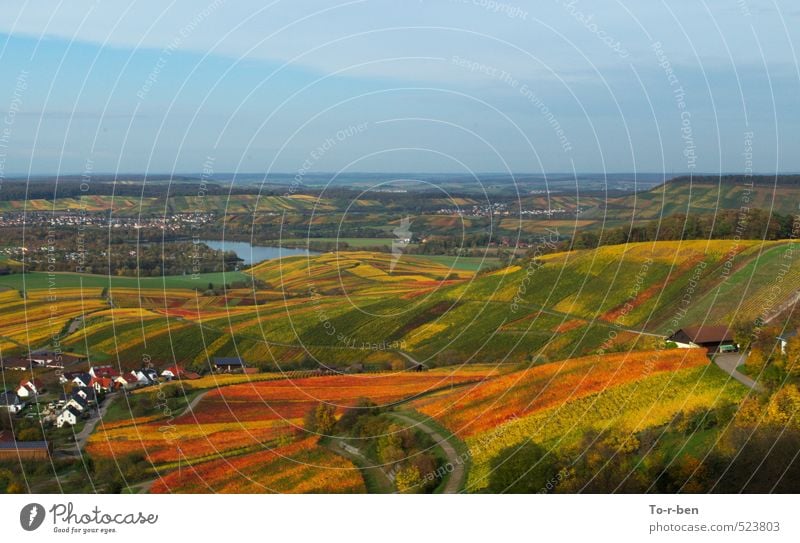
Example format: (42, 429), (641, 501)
(668, 326), (736, 353)
(0, 390), (24, 413)
(214, 357), (246, 372)
(0, 357), (35, 372)
(0, 438), (51, 460)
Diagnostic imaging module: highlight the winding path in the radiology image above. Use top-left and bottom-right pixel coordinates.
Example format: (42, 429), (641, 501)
(392, 412), (465, 494)
(178, 389), (210, 418)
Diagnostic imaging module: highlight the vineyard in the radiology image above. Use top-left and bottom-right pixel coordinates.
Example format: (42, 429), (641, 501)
(149, 437), (365, 494)
(86, 368), (496, 492)
(1, 239), (797, 368)
(411, 350), (748, 491)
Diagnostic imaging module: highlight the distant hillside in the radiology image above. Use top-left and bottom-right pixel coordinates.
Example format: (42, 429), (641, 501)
(586, 174), (800, 221)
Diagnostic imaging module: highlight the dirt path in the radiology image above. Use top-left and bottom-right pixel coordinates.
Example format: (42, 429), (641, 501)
(763, 289), (800, 324)
(178, 389), (209, 418)
(713, 353), (764, 392)
(391, 412), (465, 494)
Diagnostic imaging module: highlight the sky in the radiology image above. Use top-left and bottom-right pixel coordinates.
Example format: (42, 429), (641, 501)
(0, 0), (797, 176)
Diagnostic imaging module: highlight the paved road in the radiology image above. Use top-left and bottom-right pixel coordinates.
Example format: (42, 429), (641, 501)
(392, 412), (465, 494)
(64, 392), (119, 455)
(713, 353), (764, 392)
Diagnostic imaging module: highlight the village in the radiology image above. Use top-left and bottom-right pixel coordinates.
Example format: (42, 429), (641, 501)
(0, 353), (250, 461)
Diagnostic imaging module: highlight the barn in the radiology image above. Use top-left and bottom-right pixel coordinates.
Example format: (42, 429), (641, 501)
(668, 326), (737, 353)
(214, 357), (246, 372)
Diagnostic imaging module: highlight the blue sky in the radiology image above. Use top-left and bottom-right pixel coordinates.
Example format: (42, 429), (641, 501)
(0, 0), (797, 175)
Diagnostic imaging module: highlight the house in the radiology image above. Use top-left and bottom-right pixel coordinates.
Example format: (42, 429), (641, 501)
(161, 365), (184, 380)
(61, 372), (92, 388)
(777, 329), (798, 355)
(214, 357), (246, 372)
(56, 406), (82, 428)
(90, 365), (120, 379)
(72, 387), (97, 405)
(137, 368), (160, 384)
(668, 326), (737, 353)
(345, 363), (365, 374)
(114, 372), (141, 389)
(0, 391), (24, 413)
(89, 376), (113, 393)
(64, 395), (88, 413)
(16, 378), (45, 399)
(58, 388), (96, 409)
(16, 384), (31, 399)
(133, 369), (155, 386)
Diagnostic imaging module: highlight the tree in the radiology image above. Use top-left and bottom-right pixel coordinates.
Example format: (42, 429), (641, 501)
(16, 427), (44, 441)
(0, 410), (13, 432)
(376, 424), (405, 465)
(781, 337), (800, 376)
(744, 346), (768, 374)
(303, 406), (317, 432)
(487, 442), (560, 493)
(395, 466), (422, 493)
(336, 398), (378, 433)
(732, 320), (755, 351)
(765, 385), (800, 428)
(304, 402), (336, 435)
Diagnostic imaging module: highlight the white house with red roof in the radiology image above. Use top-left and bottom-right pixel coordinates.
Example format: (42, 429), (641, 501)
(114, 371), (141, 389)
(89, 365), (120, 379)
(89, 376), (113, 393)
(15, 378), (44, 399)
